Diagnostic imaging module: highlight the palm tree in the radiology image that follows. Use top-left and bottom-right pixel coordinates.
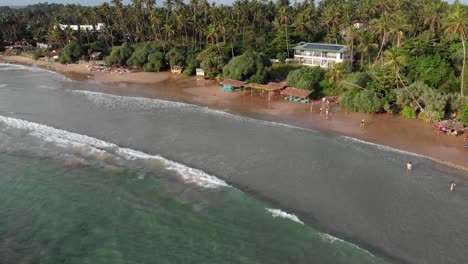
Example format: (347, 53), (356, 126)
(370, 11), (391, 65)
(278, 6), (291, 57)
(443, 0), (467, 96)
(325, 62), (348, 87)
(357, 30), (378, 68)
(383, 46), (407, 88)
(389, 10), (411, 47)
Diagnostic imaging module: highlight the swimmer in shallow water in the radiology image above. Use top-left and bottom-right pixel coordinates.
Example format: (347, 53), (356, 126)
(450, 181), (456, 192)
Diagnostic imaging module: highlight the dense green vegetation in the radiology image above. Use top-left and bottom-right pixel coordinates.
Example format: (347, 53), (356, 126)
(0, 0), (467, 120)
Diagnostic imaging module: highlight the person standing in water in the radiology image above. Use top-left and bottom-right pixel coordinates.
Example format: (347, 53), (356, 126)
(450, 181), (456, 192)
(406, 162), (412, 174)
(360, 119), (365, 127)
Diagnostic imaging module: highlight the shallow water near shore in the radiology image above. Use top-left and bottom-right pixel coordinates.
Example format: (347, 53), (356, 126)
(1, 63), (468, 263)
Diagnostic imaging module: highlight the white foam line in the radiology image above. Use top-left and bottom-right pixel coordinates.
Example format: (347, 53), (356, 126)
(72, 90), (311, 132)
(0, 63), (52, 73)
(0, 115), (228, 189)
(0, 84), (7, 88)
(116, 148), (229, 189)
(266, 208), (304, 225)
(340, 136), (426, 158)
(319, 233), (374, 256)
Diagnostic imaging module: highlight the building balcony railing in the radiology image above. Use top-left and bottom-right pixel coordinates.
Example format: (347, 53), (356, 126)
(295, 52), (339, 59)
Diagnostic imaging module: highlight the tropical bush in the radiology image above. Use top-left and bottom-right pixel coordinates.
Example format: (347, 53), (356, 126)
(459, 102), (468, 126)
(197, 43), (229, 78)
(286, 66), (325, 92)
(105, 43), (133, 65)
(165, 48), (186, 68)
(395, 81), (450, 120)
(341, 90), (386, 113)
(58, 42), (81, 64)
(147, 51), (165, 72)
(401, 106), (417, 119)
(184, 51), (200, 76)
(127, 43), (157, 66)
(223, 51), (271, 83)
(276, 52), (287, 64)
(33, 48), (43, 60)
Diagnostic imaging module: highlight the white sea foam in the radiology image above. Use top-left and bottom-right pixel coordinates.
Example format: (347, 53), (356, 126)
(0, 84), (7, 88)
(0, 63), (61, 76)
(0, 115), (228, 189)
(340, 136), (426, 158)
(117, 148), (230, 189)
(266, 208), (304, 225)
(319, 233), (374, 256)
(72, 90), (311, 132)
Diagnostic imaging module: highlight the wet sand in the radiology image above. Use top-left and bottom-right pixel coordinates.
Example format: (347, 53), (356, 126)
(1, 55), (466, 170)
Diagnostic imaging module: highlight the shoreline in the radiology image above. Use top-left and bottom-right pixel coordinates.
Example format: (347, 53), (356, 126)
(1, 55), (466, 171)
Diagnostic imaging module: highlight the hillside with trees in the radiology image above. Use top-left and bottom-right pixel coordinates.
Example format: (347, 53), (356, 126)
(0, 0), (467, 123)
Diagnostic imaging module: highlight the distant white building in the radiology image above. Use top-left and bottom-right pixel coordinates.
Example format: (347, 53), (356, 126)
(56, 23), (106, 31)
(292, 42), (350, 68)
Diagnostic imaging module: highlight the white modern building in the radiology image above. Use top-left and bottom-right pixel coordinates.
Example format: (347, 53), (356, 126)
(57, 23), (106, 31)
(292, 42), (350, 68)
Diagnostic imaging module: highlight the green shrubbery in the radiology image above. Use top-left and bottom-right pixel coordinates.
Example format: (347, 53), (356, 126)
(401, 106), (417, 119)
(58, 42), (81, 64)
(341, 90), (386, 113)
(459, 102), (468, 126)
(33, 49), (43, 60)
(286, 66), (325, 92)
(223, 51), (271, 83)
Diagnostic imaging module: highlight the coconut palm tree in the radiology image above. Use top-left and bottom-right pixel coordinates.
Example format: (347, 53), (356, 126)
(383, 46), (407, 88)
(356, 30), (378, 68)
(443, 0), (467, 96)
(370, 12), (391, 65)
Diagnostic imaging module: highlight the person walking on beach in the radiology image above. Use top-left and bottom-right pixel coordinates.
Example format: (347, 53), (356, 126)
(450, 181), (456, 192)
(360, 119), (365, 127)
(406, 162), (412, 174)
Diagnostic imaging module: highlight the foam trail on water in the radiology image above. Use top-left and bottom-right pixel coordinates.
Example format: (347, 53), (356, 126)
(340, 136), (426, 158)
(0, 115), (229, 189)
(319, 233), (374, 256)
(116, 148), (230, 188)
(72, 90), (312, 132)
(266, 208), (304, 225)
(0, 84), (7, 88)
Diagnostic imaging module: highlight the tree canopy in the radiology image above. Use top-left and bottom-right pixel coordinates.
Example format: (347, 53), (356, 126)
(223, 51), (271, 84)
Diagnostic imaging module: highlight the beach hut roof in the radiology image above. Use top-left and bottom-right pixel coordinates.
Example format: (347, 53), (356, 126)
(220, 79), (246, 88)
(267, 82), (287, 90)
(280, 87), (312, 99)
(246, 83), (283, 92)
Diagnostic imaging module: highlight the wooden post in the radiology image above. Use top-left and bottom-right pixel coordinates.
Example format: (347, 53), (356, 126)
(309, 100), (313, 112)
(268, 91), (271, 101)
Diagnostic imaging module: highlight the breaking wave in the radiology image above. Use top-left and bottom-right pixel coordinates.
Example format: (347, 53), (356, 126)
(266, 208), (304, 224)
(0, 115), (229, 189)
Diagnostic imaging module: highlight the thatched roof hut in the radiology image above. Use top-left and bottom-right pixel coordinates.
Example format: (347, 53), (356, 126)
(267, 82), (287, 90)
(280, 87), (312, 99)
(220, 79), (246, 88)
(246, 83), (283, 92)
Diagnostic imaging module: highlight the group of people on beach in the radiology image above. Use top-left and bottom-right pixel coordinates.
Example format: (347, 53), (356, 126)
(319, 98), (332, 119)
(406, 161), (457, 192)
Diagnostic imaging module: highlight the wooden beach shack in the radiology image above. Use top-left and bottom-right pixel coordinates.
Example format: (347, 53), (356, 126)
(220, 79), (245, 92)
(245, 83), (284, 101)
(280, 87), (312, 103)
(171, 65), (184, 74)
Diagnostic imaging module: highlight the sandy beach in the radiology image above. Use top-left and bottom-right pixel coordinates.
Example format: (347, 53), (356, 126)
(1, 55), (466, 170)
